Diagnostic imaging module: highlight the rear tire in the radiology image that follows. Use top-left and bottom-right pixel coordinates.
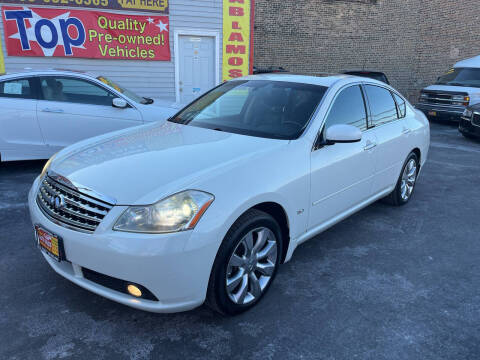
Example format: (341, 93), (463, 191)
(206, 209), (283, 315)
(383, 152), (419, 206)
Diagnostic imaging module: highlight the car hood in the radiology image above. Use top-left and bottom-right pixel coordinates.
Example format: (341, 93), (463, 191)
(423, 84), (480, 96)
(149, 98), (186, 110)
(49, 122), (283, 205)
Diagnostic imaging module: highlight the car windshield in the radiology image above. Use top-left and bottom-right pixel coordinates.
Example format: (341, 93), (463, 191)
(96, 76), (152, 104)
(436, 68), (480, 87)
(169, 80), (327, 140)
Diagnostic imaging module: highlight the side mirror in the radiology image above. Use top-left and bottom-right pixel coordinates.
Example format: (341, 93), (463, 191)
(325, 124), (362, 144)
(112, 98), (128, 109)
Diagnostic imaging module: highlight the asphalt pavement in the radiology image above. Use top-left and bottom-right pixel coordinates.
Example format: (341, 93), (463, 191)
(0, 122), (479, 360)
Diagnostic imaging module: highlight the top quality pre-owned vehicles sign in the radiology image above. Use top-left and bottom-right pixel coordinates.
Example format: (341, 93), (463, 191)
(0, 0), (169, 14)
(2, 6), (171, 60)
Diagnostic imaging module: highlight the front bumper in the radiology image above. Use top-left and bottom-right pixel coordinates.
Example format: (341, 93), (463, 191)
(416, 103), (465, 122)
(459, 117), (480, 139)
(28, 176), (220, 313)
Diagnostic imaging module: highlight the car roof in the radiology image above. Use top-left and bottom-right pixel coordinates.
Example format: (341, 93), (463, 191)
(236, 73), (389, 88)
(342, 70), (386, 74)
(454, 55), (480, 68)
(237, 73), (357, 87)
(0, 69), (99, 80)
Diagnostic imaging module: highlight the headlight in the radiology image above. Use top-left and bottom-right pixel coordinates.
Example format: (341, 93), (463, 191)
(113, 190), (214, 233)
(418, 93), (428, 102)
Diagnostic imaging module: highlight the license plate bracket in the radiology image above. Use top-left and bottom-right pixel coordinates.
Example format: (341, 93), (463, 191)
(35, 225), (65, 262)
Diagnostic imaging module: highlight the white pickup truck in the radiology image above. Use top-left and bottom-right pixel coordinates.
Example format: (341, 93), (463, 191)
(417, 55), (480, 122)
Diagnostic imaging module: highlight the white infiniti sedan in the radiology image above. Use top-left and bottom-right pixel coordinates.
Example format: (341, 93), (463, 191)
(28, 74), (430, 315)
(0, 70), (178, 162)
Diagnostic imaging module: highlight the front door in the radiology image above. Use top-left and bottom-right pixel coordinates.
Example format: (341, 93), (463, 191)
(309, 85), (377, 230)
(178, 35), (215, 104)
(0, 77), (48, 160)
(36, 76), (143, 152)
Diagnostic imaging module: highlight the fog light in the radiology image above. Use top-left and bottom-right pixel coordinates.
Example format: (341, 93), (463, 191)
(127, 284), (142, 297)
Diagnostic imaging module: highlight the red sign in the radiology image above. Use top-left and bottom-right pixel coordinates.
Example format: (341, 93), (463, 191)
(2, 6), (171, 61)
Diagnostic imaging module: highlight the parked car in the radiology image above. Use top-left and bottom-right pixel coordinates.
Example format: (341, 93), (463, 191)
(253, 66), (288, 74)
(29, 74), (429, 315)
(459, 104), (480, 140)
(417, 55), (480, 122)
(342, 70), (390, 84)
(0, 70), (178, 162)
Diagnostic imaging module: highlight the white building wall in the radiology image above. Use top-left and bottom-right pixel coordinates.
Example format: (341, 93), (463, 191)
(0, 0), (223, 101)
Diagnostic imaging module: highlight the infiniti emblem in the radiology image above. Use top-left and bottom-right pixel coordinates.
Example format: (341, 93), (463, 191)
(51, 195), (66, 211)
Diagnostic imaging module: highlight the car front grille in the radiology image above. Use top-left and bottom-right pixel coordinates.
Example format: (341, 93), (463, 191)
(36, 176), (113, 233)
(419, 91), (468, 106)
(472, 113), (480, 127)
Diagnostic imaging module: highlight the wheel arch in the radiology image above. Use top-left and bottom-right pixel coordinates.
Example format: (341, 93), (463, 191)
(213, 198), (292, 265)
(412, 147), (421, 166)
(251, 202), (290, 264)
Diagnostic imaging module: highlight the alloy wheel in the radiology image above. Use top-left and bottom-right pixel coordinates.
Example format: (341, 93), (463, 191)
(400, 158), (417, 201)
(225, 227), (278, 305)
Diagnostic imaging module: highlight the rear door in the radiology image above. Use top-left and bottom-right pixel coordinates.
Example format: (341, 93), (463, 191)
(0, 77), (48, 161)
(363, 84), (410, 193)
(37, 76), (143, 151)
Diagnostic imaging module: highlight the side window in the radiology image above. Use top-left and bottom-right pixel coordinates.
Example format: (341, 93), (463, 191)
(324, 85), (368, 134)
(393, 93), (406, 118)
(40, 77), (115, 106)
(0, 78), (34, 99)
(364, 85), (398, 126)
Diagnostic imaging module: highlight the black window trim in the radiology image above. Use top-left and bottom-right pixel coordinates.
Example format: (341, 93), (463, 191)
(313, 82), (369, 151)
(391, 91), (407, 119)
(362, 83), (403, 129)
(37, 74), (135, 109)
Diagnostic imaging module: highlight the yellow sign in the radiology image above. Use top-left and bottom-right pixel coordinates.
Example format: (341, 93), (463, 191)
(0, 36), (4, 74)
(117, 0), (169, 13)
(222, 0), (252, 82)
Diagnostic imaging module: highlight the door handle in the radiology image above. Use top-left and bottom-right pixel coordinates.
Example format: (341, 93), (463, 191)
(363, 142), (377, 151)
(41, 108), (64, 113)
(402, 128), (411, 134)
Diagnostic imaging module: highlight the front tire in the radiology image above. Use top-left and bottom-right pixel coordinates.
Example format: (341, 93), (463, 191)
(460, 131), (476, 140)
(206, 209), (282, 315)
(384, 152), (419, 206)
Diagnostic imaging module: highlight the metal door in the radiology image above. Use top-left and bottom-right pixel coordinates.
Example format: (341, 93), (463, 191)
(178, 35), (215, 104)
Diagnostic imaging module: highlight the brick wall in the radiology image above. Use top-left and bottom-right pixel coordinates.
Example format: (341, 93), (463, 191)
(253, 0), (480, 103)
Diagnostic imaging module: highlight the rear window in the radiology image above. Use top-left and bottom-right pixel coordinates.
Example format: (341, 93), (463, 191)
(364, 85), (398, 126)
(0, 78), (34, 99)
